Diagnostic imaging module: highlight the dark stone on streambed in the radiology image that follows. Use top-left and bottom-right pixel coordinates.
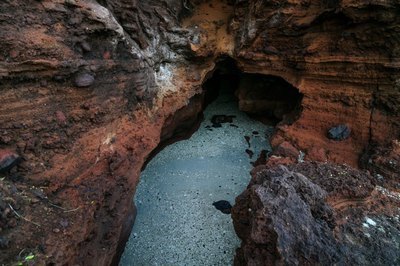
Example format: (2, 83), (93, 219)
(74, 73), (95, 87)
(211, 115), (236, 127)
(244, 136), (251, 147)
(230, 124), (238, 128)
(212, 200), (232, 214)
(0, 150), (20, 173)
(327, 124), (351, 140)
(245, 149), (254, 159)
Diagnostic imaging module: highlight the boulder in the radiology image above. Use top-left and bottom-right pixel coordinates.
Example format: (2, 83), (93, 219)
(232, 163), (400, 265)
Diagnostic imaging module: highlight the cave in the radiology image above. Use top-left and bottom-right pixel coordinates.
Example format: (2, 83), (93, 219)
(1, 0), (399, 265)
(202, 57), (303, 125)
(119, 58), (304, 265)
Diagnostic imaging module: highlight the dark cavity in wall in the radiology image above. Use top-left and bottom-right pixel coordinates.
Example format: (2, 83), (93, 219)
(236, 73), (303, 125)
(143, 56), (304, 170)
(117, 56), (304, 264)
(202, 56), (304, 125)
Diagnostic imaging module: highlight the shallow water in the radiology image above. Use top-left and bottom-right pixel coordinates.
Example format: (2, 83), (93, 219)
(120, 89), (273, 266)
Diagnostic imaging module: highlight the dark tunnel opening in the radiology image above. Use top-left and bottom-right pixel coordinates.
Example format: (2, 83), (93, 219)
(202, 57), (304, 125)
(119, 57), (304, 264)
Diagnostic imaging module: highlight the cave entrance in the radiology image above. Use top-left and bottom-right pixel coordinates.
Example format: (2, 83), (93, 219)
(202, 57), (303, 125)
(119, 58), (303, 265)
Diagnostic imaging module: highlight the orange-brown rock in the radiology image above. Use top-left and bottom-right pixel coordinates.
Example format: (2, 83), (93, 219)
(0, 0), (399, 264)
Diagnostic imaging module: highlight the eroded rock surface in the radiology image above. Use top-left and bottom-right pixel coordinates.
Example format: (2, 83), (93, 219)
(232, 163), (400, 265)
(0, 0), (399, 264)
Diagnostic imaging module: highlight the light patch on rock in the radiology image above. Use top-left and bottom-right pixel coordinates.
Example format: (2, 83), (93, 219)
(102, 133), (116, 145)
(365, 217), (377, 226)
(376, 186), (400, 201)
(155, 63), (177, 93)
(83, 1), (124, 37)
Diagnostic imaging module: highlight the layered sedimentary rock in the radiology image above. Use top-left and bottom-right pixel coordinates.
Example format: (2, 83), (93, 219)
(0, 0), (399, 265)
(229, 0), (400, 166)
(0, 0), (199, 264)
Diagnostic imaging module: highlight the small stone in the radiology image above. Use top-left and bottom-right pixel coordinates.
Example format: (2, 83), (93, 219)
(103, 51), (111, 59)
(9, 50), (19, 59)
(365, 217), (377, 226)
(0, 236), (10, 249)
(53, 228), (60, 233)
(31, 188), (47, 200)
(0, 149), (20, 173)
(40, 80), (48, 87)
(65, 0), (78, 7)
(327, 124), (351, 141)
(80, 41), (91, 52)
(245, 149), (254, 159)
(55, 111), (67, 125)
(212, 200), (232, 214)
(211, 115), (235, 126)
(59, 219), (69, 228)
(74, 73), (94, 87)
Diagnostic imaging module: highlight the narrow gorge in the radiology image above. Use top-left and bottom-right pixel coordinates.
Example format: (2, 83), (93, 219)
(0, 0), (399, 265)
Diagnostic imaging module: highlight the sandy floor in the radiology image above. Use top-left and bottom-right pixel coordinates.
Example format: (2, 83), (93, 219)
(120, 89), (273, 265)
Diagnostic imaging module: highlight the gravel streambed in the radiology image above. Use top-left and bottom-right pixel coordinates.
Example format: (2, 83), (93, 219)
(120, 89), (273, 265)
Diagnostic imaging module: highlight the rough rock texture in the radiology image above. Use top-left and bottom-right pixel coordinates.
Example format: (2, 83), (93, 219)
(232, 163), (400, 265)
(360, 140), (400, 190)
(230, 0), (400, 166)
(0, 0), (202, 264)
(0, 0), (399, 264)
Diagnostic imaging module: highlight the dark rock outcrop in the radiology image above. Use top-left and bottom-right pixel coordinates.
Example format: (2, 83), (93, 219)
(232, 163), (400, 265)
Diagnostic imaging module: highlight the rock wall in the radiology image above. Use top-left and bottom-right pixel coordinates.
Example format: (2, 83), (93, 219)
(0, 0), (399, 265)
(230, 0), (400, 166)
(0, 0), (200, 264)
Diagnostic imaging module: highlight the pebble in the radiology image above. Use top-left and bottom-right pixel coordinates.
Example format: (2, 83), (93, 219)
(0, 236), (10, 249)
(327, 124), (351, 140)
(59, 219), (69, 228)
(74, 73), (95, 87)
(0, 149), (20, 173)
(212, 200), (232, 214)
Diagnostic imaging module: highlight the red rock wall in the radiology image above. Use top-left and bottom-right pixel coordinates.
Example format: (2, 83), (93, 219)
(0, 0), (399, 264)
(230, 0), (400, 166)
